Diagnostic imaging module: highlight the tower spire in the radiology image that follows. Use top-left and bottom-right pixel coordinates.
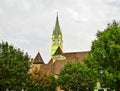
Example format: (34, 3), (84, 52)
(53, 13), (62, 38)
(51, 14), (63, 57)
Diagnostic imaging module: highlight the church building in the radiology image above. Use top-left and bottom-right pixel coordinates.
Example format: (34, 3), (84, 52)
(30, 15), (89, 77)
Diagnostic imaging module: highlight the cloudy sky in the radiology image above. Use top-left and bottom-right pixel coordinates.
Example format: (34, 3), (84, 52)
(0, 0), (120, 63)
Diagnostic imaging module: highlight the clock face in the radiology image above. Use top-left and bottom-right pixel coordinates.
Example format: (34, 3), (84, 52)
(54, 39), (58, 45)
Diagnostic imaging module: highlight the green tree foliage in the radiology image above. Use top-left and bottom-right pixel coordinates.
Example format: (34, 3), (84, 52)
(28, 67), (57, 91)
(85, 20), (120, 89)
(0, 41), (30, 91)
(57, 62), (97, 91)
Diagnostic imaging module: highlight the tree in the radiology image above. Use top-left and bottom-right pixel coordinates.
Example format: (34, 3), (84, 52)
(0, 41), (30, 91)
(57, 62), (97, 91)
(85, 20), (120, 90)
(28, 67), (57, 91)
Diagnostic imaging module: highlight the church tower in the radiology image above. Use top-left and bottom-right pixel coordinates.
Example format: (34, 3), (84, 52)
(51, 15), (63, 57)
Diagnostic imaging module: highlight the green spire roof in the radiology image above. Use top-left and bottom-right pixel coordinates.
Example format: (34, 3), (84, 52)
(53, 15), (62, 38)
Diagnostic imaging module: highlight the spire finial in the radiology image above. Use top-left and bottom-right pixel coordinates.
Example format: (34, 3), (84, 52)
(57, 12), (58, 16)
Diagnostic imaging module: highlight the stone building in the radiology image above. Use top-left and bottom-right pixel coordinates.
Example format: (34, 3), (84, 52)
(30, 15), (89, 90)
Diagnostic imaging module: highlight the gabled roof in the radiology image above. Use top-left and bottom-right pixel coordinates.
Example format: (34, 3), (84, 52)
(53, 15), (62, 38)
(53, 46), (63, 56)
(33, 52), (44, 64)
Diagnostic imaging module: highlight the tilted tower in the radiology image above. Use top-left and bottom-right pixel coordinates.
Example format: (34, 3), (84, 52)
(51, 15), (63, 57)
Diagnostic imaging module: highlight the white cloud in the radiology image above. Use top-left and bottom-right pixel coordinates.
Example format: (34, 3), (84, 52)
(0, 0), (120, 63)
